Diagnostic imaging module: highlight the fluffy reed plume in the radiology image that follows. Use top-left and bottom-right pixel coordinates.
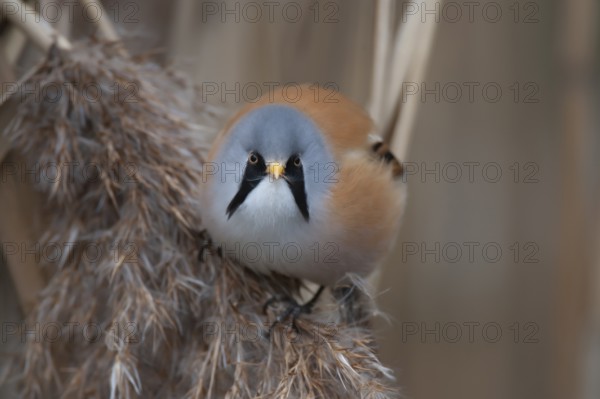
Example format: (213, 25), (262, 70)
(2, 40), (398, 398)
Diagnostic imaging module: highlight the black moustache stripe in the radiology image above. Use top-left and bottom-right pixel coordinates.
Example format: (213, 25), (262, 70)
(286, 179), (310, 221)
(226, 175), (263, 219)
(226, 154), (310, 222)
(226, 155), (266, 219)
(285, 156), (310, 222)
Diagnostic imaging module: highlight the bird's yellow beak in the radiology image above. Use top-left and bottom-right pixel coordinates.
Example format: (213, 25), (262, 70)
(266, 162), (285, 179)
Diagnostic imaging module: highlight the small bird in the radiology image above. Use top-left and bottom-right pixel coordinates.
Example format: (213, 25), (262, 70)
(201, 85), (405, 321)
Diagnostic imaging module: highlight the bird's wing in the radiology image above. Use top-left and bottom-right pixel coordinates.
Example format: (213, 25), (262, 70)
(369, 139), (404, 179)
(326, 152), (405, 273)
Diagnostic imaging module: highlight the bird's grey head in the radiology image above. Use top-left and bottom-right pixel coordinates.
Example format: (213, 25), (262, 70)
(211, 104), (336, 222)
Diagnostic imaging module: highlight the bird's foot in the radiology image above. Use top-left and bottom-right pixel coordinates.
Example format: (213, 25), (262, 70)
(193, 230), (222, 261)
(263, 286), (325, 338)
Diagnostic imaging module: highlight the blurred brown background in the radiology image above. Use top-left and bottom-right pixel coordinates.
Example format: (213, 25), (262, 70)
(1, 1), (599, 398)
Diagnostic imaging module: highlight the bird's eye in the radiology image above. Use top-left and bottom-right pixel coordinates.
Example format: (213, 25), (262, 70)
(248, 152), (259, 165)
(293, 156), (302, 167)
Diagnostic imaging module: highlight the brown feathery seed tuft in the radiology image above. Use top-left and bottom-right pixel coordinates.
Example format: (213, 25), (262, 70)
(1, 40), (399, 398)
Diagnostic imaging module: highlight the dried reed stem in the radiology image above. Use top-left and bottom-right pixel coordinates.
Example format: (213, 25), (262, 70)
(368, 0), (394, 125)
(79, 0), (121, 42)
(389, 0), (440, 161)
(0, 0), (72, 51)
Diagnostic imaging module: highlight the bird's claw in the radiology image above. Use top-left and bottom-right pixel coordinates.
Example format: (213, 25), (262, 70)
(263, 286), (325, 338)
(192, 230), (223, 261)
(263, 295), (308, 337)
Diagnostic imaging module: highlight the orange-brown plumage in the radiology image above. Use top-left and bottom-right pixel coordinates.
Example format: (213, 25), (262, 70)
(202, 84), (405, 285)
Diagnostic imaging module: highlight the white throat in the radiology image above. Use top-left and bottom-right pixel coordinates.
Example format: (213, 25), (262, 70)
(230, 178), (305, 232)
